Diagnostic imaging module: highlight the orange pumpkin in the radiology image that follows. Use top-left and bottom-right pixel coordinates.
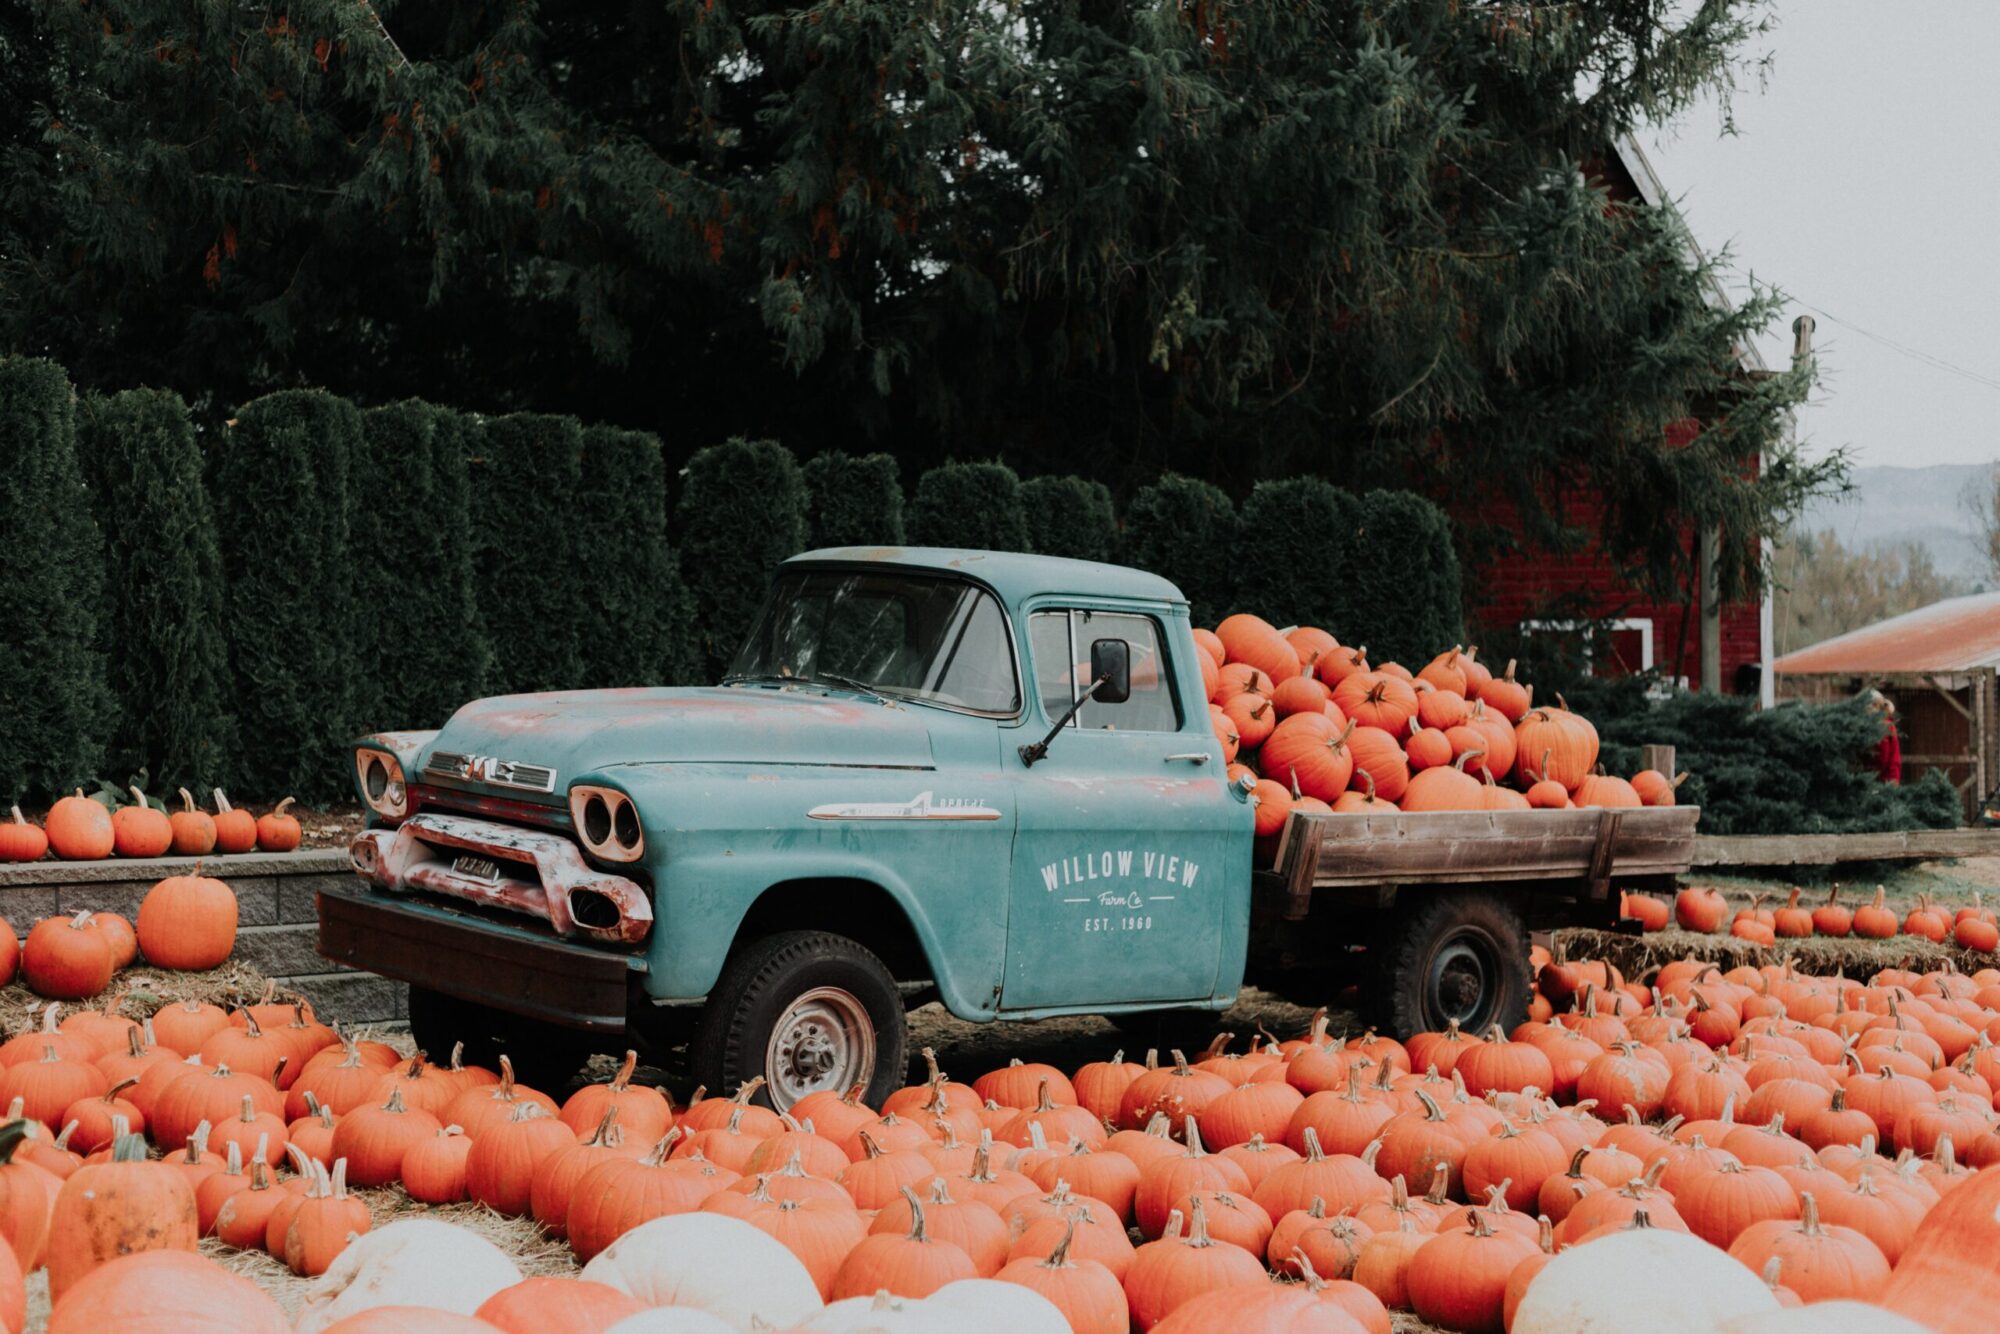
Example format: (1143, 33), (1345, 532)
(208, 789), (257, 854)
(283, 1158), (371, 1276)
(22, 913), (115, 1000)
(45, 791), (114, 861)
(48, 1132), (199, 1301)
(168, 789), (216, 856)
(254, 797), (302, 852)
(136, 868), (238, 970)
(475, 1277), (649, 1334)
(110, 787), (173, 858)
(0, 806), (47, 863)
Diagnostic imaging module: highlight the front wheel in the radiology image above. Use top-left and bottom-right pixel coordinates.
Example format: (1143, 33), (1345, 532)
(1369, 890), (1531, 1038)
(689, 931), (907, 1113)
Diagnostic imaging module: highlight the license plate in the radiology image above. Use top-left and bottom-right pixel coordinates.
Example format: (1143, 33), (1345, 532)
(452, 855), (503, 881)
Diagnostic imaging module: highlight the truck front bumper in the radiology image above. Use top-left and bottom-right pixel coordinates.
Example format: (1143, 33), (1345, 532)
(349, 812), (653, 944)
(317, 878), (641, 1032)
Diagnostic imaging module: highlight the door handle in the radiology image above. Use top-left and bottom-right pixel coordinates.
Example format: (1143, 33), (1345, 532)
(1165, 753), (1211, 764)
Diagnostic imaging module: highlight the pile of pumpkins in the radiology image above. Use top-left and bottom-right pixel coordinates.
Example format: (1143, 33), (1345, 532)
(1196, 615), (1677, 850)
(9, 964), (2000, 1332)
(1645, 885), (2000, 953)
(1, 786), (304, 862)
(0, 864), (240, 1000)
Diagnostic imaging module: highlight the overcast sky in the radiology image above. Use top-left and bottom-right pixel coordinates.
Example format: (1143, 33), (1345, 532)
(1641, 0), (2000, 470)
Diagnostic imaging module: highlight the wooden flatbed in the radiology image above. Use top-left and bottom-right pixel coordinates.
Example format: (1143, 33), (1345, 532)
(1257, 806), (1702, 922)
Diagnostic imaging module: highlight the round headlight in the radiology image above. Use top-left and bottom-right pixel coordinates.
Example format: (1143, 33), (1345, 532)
(582, 793), (612, 845)
(613, 798), (642, 850)
(364, 756), (388, 801)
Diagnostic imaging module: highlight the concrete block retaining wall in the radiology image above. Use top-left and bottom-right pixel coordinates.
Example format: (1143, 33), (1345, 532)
(0, 851), (407, 1025)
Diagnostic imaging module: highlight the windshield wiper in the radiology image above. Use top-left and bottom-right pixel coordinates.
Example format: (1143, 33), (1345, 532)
(720, 672), (802, 687)
(812, 673), (898, 707)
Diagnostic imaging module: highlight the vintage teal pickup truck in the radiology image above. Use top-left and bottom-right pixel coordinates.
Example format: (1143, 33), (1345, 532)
(320, 547), (1697, 1108)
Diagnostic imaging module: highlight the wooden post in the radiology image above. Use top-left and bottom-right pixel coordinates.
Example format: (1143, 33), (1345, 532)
(1639, 745), (1676, 778)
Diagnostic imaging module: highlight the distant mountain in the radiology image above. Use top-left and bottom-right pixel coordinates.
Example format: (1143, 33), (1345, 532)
(1792, 464), (1995, 582)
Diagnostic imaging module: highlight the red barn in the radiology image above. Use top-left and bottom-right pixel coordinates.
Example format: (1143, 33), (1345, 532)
(1466, 137), (1777, 705)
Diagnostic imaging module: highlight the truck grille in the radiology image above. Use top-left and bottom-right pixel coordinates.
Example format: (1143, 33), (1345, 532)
(425, 751), (558, 794)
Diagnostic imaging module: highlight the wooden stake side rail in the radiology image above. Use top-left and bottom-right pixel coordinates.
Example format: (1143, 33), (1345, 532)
(1263, 807), (1701, 921)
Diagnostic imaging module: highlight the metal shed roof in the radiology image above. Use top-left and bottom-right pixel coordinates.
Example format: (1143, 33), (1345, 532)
(1775, 592), (2000, 675)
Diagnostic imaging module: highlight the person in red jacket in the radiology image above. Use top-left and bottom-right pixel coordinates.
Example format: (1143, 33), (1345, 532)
(1868, 690), (1902, 784)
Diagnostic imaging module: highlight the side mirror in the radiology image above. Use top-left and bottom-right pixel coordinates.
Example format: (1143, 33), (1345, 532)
(1090, 638), (1132, 705)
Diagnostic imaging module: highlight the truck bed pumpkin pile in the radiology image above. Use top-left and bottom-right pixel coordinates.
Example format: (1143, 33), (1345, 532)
(9, 959), (2000, 1333)
(1193, 613), (1674, 857)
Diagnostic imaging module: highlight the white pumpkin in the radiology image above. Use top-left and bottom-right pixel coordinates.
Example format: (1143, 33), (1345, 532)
(603, 1310), (738, 1334)
(579, 1213), (823, 1332)
(814, 1292), (952, 1333)
(294, 1219), (524, 1333)
(1512, 1229), (1778, 1334)
(1716, 1302), (1933, 1334)
(925, 1278), (1071, 1333)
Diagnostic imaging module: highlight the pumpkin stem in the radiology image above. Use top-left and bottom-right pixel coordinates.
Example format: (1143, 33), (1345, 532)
(588, 1103), (622, 1146)
(898, 1186), (931, 1243)
(731, 1076), (768, 1106)
(274, 796), (296, 818)
(212, 787), (235, 814)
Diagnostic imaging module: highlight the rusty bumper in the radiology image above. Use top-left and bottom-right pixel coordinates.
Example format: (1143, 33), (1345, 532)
(349, 812), (652, 943)
(317, 878), (638, 1031)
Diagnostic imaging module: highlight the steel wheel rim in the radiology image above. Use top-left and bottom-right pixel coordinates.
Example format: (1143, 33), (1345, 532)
(764, 986), (876, 1112)
(1426, 932), (1496, 1031)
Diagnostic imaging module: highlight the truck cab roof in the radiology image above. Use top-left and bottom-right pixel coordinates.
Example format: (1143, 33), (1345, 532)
(787, 546), (1189, 608)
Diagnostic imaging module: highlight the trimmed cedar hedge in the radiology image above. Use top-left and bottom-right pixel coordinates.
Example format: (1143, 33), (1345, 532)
(578, 425), (699, 688)
(804, 450), (905, 548)
(0, 357), (112, 798)
(1022, 476), (1117, 563)
(677, 437), (809, 679)
(76, 388), (236, 789)
(213, 389), (360, 800)
(1120, 473), (1239, 628)
(906, 459), (1028, 552)
(1350, 489), (1464, 669)
(471, 413), (586, 696)
(352, 402), (491, 729)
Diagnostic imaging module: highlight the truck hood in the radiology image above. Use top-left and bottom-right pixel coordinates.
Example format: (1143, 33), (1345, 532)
(427, 686), (936, 781)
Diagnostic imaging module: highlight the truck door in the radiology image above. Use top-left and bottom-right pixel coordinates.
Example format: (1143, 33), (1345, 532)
(1001, 605), (1243, 1011)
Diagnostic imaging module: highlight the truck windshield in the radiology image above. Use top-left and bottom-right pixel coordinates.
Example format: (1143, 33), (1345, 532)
(726, 569), (1020, 715)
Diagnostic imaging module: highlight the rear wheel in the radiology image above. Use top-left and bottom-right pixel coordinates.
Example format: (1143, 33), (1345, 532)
(406, 986), (592, 1094)
(689, 931), (907, 1113)
(1370, 890), (1531, 1038)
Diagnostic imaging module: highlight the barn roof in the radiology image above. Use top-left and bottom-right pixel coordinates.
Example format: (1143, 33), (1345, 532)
(1775, 592), (2000, 675)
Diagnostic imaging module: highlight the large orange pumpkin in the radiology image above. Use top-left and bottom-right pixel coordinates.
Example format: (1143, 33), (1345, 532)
(48, 1133), (199, 1301)
(45, 1249), (288, 1334)
(475, 1277), (648, 1334)
(137, 869), (238, 970)
(1216, 614), (1301, 685)
(45, 791), (113, 861)
(1259, 715), (1357, 803)
(1344, 727), (1410, 804)
(1512, 706), (1598, 790)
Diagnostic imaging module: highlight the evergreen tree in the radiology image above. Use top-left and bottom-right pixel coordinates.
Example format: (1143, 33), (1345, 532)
(470, 413), (586, 695)
(0, 357), (110, 798)
(577, 424), (694, 688)
(352, 402), (489, 728)
(75, 388), (235, 787)
(2, 0), (1834, 596)
(803, 450), (905, 549)
(1022, 476), (1117, 563)
(212, 389), (358, 799)
(676, 438), (808, 679)
(1121, 474), (1239, 627)
(907, 461), (1029, 552)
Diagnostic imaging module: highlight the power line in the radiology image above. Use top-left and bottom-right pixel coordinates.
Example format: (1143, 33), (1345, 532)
(1794, 300), (2000, 395)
